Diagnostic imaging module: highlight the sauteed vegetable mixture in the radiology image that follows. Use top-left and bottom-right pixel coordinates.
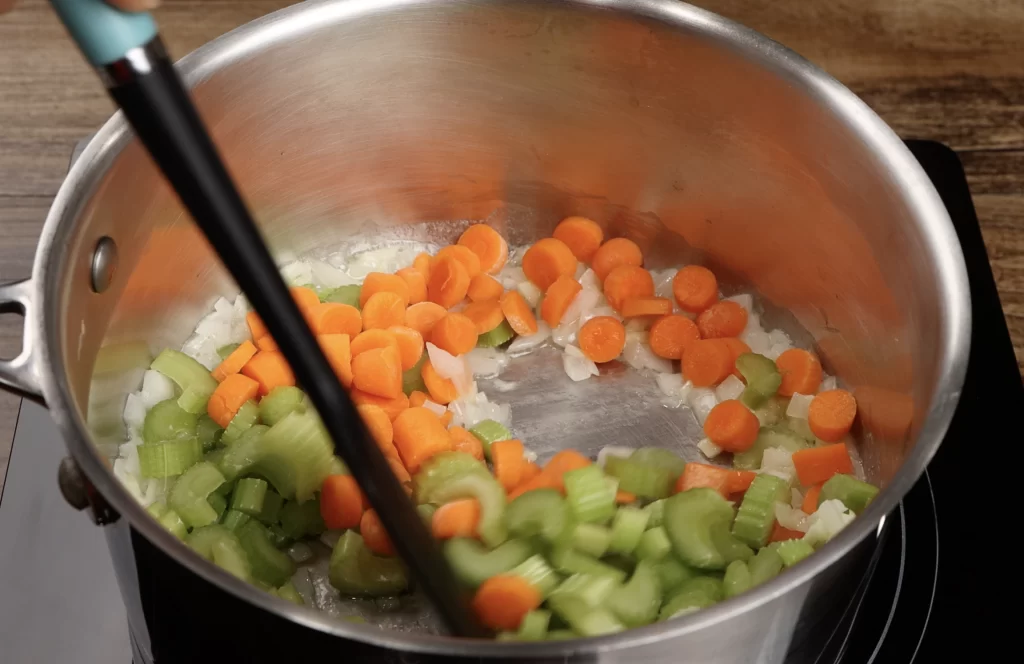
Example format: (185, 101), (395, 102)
(116, 218), (877, 637)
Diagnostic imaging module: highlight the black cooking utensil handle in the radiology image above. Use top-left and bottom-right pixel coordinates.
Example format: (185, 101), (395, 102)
(98, 37), (483, 637)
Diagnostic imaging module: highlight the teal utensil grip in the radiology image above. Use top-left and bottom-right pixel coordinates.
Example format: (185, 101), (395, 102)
(50, 0), (157, 67)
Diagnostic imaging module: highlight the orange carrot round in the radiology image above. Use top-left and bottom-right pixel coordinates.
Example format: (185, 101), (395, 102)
(357, 403), (396, 453)
(703, 399), (760, 452)
(457, 224), (509, 275)
(361, 291), (408, 330)
(427, 256), (471, 309)
(387, 455), (413, 492)
(491, 439), (526, 492)
(499, 290), (539, 335)
(472, 575), (542, 631)
(801, 484), (823, 514)
(349, 389), (409, 421)
(591, 237), (643, 282)
(620, 296), (673, 319)
(405, 301), (449, 338)
(245, 310), (268, 341)
(351, 329), (400, 358)
(578, 316), (627, 363)
(320, 475), (366, 530)
(518, 462), (542, 488)
(290, 286), (321, 314)
(432, 498), (481, 540)
(359, 272), (411, 309)
(352, 345), (403, 399)
(467, 273), (504, 303)
(522, 238), (578, 291)
(672, 266), (718, 313)
(387, 325), (425, 371)
(776, 349), (824, 396)
(436, 244), (483, 280)
(648, 314), (700, 360)
(603, 265), (654, 312)
(696, 300), (748, 339)
(396, 267), (428, 305)
(240, 350), (295, 395)
(553, 216), (604, 262)
(393, 407), (454, 473)
(318, 333), (354, 387)
(211, 340), (258, 382)
(207, 373), (260, 428)
(449, 426), (485, 461)
(408, 390), (429, 408)
(681, 339), (733, 387)
(256, 335), (279, 352)
(412, 252), (433, 281)
(461, 299), (506, 334)
(360, 509), (396, 556)
(807, 389), (858, 442)
(792, 443), (854, 486)
(431, 313), (478, 355)
(421, 360), (460, 404)
(727, 470), (758, 496)
(307, 302), (362, 337)
(540, 275), (583, 327)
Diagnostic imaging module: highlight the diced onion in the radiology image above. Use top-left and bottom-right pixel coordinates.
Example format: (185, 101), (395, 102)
(516, 281), (543, 308)
(688, 388), (718, 425)
(123, 393), (147, 433)
(724, 293), (754, 314)
(287, 542), (314, 563)
(697, 437), (723, 459)
(579, 268), (602, 293)
(651, 269), (676, 300)
(791, 488), (805, 509)
(579, 304), (620, 326)
(803, 499), (855, 546)
(656, 373), (686, 398)
(774, 502), (810, 532)
(140, 370), (175, 408)
(465, 347), (509, 378)
(319, 530), (343, 549)
(766, 329), (794, 360)
(562, 350), (599, 381)
(597, 446), (634, 467)
(561, 289), (603, 327)
(551, 322), (578, 348)
(714, 375), (745, 402)
(506, 322), (551, 356)
(422, 399), (447, 416)
(819, 375), (837, 392)
(622, 337), (674, 374)
(786, 393), (814, 419)
(310, 260), (358, 288)
(760, 447), (796, 484)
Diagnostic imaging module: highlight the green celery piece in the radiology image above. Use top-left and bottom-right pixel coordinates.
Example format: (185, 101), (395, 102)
(736, 353), (782, 409)
(546, 629), (577, 641)
(732, 474), (789, 548)
(230, 477), (269, 516)
(476, 320), (516, 348)
(608, 506), (650, 555)
(256, 490), (283, 524)
(258, 386), (307, 427)
(413, 451), (489, 504)
(416, 503), (437, 525)
(196, 414), (223, 452)
(571, 523), (612, 558)
(820, 474), (879, 514)
(402, 354), (428, 396)
(723, 559), (752, 599)
(643, 499), (666, 528)
(776, 539), (814, 567)
(654, 558), (697, 594)
(275, 581), (304, 605)
(635, 526), (672, 562)
(659, 576), (723, 620)
(468, 420), (513, 460)
(749, 547), (784, 586)
(216, 343), (240, 360)
(186, 525), (252, 582)
(664, 488), (750, 570)
(147, 503), (188, 540)
(604, 456), (676, 500)
(218, 411), (335, 502)
(323, 285), (361, 308)
(550, 548), (627, 583)
(429, 472), (507, 547)
(443, 538), (533, 588)
(151, 349), (218, 414)
(564, 465), (617, 524)
(238, 521), (296, 587)
(221, 400), (260, 445)
(138, 438), (202, 478)
(279, 498), (326, 539)
(710, 520), (754, 565)
(550, 573), (620, 607)
(548, 595), (625, 636)
(509, 555), (560, 596)
(516, 609), (551, 641)
(608, 560), (662, 627)
(329, 531), (408, 597)
(753, 397), (789, 427)
(142, 399), (199, 444)
(629, 448), (687, 478)
(732, 425), (808, 470)
(221, 509), (251, 532)
(505, 488), (569, 543)
(170, 461), (226, 529)
(267, 524), (292, 549)
(208, 492), (228, 519)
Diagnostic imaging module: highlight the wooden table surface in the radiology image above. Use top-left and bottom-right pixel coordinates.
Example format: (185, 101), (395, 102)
(0, 0), (1021, 493)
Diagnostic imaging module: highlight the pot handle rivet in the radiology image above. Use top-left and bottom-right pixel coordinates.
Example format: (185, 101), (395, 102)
(90, 236), (118, 294)
(57, 456), (90, 511)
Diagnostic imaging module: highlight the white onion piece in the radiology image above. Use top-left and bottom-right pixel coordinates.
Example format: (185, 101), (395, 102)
(320, 530), (343, 549)
(561, 289), (603, 327)
(425, 342), (466, 380)
(113, 458), (144, 503)
(656, 373), (686, 397)
(181, 335), (220, 370)
(622, 337), (674, 373)
(422, 400), (447, 416)
(774, 502), (811, 532)
(449, 393), (511, 428)
(466, 347), (509, 378)
(490, 378), (519, 392)
(280, 260), (314, 286)
(551, 322), (577, 348)
(579, 268), (602, 293)
(651, 269), (676, 300)
(697, 437), (723, 459)
(140, 370), (175, 408)
(803, 500), (855, 546)
(597, 445), (634, 467)
(715, 375), (746, 402)
(579, 304), (620, 326)
(516, 281), (543, 308)
(724, 293), (754, 314)
(688, 388), (718, 425)
(766, 329), (794, 360)
(506, 322), (551, 356)
(791, 488), (805, 509)
(739, 314), (772, 356)
(287, 542), (314, 563)
(500, 267), (527, 289)
(562, 350), (599, 382)
(760, 447), (796, 484)
(310, 260), (358, 287)
(819, 375), (837, 392)
(786, 393), (814, 419)
(123, 393), (147, 434)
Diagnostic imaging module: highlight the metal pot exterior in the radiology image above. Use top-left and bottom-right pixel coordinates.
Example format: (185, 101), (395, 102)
(0, 0), (969, 660)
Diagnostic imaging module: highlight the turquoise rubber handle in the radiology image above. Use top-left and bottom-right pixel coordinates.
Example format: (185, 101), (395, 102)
(50, 0), (157, 67)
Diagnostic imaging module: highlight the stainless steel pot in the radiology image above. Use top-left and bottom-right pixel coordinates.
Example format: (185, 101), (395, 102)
(0, 0), (969, 661)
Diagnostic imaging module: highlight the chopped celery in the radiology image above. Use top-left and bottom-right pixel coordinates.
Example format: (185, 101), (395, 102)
(604, 456), (675, 499)
(550, 548), (627, 583)
(230, 477), (268, 516)
(636, 526), (672, 562)
(329, 531), (408, 597)
(654, 558), (697, 594)
(608, 506), (650, 555)
(142, 399), (199, 444)
(571, 523), (612, 558)
(468, 420), (513, 460)
(275, 581), (304, 605)
(413, 451), (489, 505)
(221, 509), (251, 532)
(732, 474), (789, 548)
(732, 426), (807, 470)
(430, 473), (507, 547)
(186, 525), (252, 581)
(505, 488), (569, 543)
(267, 524), (292, 549)
(151, 348), (218, 414)
(279, 498), (326, 540)
(259, 386), (307, 426)
(147, 503), (187, 540)
(775, 539), (814, 567)
(324, 285), (361, 308)
(218, 411), (335, 502)
(402, 354), (428, 395)
(238, 521), (296, 587)
(550, 573), (619, 607)
(516, 609), (551, 641)
(643, 499), (666, 528)
(548, 594), (625, 636)
(723, 560), (752, 599)
(170, 461), (226, 529)
(546, 629), (577, 640)
(216, 343), (240, 360)
(256, 490), (283, 524)
(416, 503), (437, 524)
(444, 538), (533, 588)
(753, 397), (788, 427)
(820, 474), (879, 514)
(748, 546), (784, 586)
(476, 320), (516, 348)
(138, 438), (202, 478)
(664, 488), (752, 570)
(221, 400), (260, 445)
(659, 576), (723, 620)
(196, 414), (223, 452)
(208, 492), (228, 519)
(736, 353), (782, 408)
(608, 560), (662, 627)
(510, 554), (560, 596)
(564, 465), (617, 524)
(630, 448), (687, 478)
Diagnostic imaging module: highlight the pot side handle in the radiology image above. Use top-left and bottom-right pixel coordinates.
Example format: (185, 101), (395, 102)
(0, 279), (43, 401)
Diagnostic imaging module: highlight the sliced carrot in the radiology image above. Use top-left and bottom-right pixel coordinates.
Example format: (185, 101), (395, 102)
(387, 325), (425, 371)
(396, 267), (428, 305)
(553, 216), (604, 263)
(792, 443), (854, 486)
(674, 462), (733, 498)
(320, 475), (366, 530)
(522, 238), (578, 291)
(461, 299), (506, 334)
(362, 291), (408, 330)
(727, 470), (758, 495)
(405, 301), (449, 338)
(307, 302), (362, 337)
(206, 373), (260, 428)
(591, 237), (643, 282)
(388, 455), (414, 493)
(616, 490), (637, 504)
(499, 290), (539, 335)
(240, 350), (295, 395)
(776, 349), (824, 397)
(432, 498), (481, 539)
(412, 252), (433, 281)
(802, 484), (823, 514)
(603, 265), (654, 313)
(392, 407), (453, 473)
(256, 335), (279, 351)
(431, 313), (478, 356)
(703, 400), (760, 453)
(578, 316), (626, 363)
(770, 522), (806, 543)
(540, 275), (582, 327)
(491, 439), (526, 492)
(467, 274), (504, 303)
(507, 450), (592, 500)
(351, 329), (400, 358)
(245, 310), (268, 341)
(439, 410), (453, 428)
(352, 345), (403, 398)
(457, 224), (509, 274)
(472, 575), (542, 632)
(427, 256), (471, 309)
(409, 390), (429, 407)
(649, 314), (700, 360)
(682, 339), (733, 387)
(621, 297), (673, 318)
(808, 389), (858, 442)
(360, 272), (411, 309)
(318, 333), (354, 388)
(211, 340), (258, 382)
(672, 265), (719, 314)
(696, 301), (748, 339)
(449, 426), (485, 461)
(721, 337), (752, 380)
(349, 389), (409, 421)
(360, 509), (395, 556)
(357, 403), (397, 457)
(435, 245), (482, 279)
(421, 360), (460, 404)
(290, 286), (321, 314)
(518, 461), (542, 486)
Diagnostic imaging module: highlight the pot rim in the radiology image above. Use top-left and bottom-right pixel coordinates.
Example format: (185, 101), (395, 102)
(31, 0), (970, 655)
